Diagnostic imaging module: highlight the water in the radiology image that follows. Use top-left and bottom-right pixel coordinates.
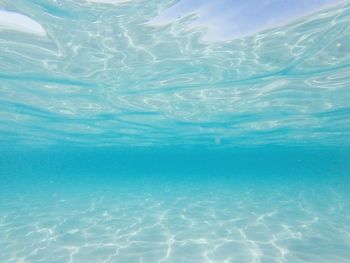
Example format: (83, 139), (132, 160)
(1, 1), (350, 262)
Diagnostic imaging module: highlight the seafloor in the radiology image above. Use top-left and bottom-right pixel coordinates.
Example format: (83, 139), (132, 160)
(1, 148), (349, 263)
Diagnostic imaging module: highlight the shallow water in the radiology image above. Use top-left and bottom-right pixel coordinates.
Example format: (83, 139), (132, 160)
(1, 185), (349, 263)
(1, 148), (350, 262)
(1, 1), (350, 262)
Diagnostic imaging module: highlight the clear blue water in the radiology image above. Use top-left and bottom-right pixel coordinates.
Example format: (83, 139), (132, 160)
(1, 1), (350, 262)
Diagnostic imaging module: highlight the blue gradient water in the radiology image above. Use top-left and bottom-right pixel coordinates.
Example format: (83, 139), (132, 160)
(1, 1), (350, 262)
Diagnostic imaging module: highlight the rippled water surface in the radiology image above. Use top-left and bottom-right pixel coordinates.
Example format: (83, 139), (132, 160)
(0, 0), (350, 147)
(1, 1), (350, 263)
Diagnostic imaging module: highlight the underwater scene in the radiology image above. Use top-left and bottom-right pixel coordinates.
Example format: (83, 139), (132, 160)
(1, 0), (350, 262)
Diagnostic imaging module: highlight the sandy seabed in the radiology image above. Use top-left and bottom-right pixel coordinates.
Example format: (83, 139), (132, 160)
(1, 183), (349, 263)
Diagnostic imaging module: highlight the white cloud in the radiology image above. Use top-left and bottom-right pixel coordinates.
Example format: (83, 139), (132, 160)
(85, 0), (134, 5)
(148, 0), (345, 42)
(0, 10), (46, 36)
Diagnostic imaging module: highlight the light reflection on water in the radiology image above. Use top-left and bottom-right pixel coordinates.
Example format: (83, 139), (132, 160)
(0, 1), (349, 147)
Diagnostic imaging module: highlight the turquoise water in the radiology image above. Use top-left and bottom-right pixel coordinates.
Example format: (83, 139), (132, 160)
(1, 1), (350, 262)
